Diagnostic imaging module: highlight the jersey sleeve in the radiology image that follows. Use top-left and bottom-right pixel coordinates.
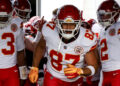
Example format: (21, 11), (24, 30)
(42, 21), (55, 38)
(16, 29), (25, 51)
(82, 29), (97, 52)
(88, 34), (97, 51)
(12, 18), (25, 51)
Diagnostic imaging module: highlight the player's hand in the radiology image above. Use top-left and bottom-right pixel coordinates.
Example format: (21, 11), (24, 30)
(29, 67), (39, 83)
(64, 64), (83, 79)
(38, 16), (46, 31)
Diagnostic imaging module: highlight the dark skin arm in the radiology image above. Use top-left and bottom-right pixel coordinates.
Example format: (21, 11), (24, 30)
(28, 17), (46, 83)
(94, 47), (100, 64)
(17, 49), (26, 86)
(24, 37), (34, 52)
(32, 35), (46, 67)
(17, 49), (26, 66)
(82, 48), (99, 76)
(32, 16), (46, 65)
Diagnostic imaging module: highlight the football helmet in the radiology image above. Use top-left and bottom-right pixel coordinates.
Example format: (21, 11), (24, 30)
(28, 16), (41, 30)
(30, 16), (41, 31)
(56, 5), (81, 39)
(0, 0), (13, 28)
(14, 0), (31, 21)
(24, 16), (40, 34)
(97, 0), (120, 27)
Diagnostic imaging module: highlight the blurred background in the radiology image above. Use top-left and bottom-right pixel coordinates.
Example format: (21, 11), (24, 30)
(29, 0), (36, 17)
(36, 0), (120, 21)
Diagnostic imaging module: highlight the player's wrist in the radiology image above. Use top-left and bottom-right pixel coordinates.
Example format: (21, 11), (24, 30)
(19, 66), (28, 80)
(31, 66), (39, 71)
(30, 67), (39, 74)
(86, 65), (95, 76)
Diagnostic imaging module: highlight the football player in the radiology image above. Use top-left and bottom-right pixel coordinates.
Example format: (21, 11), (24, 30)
(13, 0), (31, 22)
(23, 16), (46, 86)
(0, 0), (27, 86)
(97, 0), (120, 86)
(29, 5), (99, 86)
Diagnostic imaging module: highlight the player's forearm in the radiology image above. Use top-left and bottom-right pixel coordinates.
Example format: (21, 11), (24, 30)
(32, 49), (44, 67)
(83, 49), (99, 76)
(17, 49), (28, 80)
(17, 49), (26, 66)
(32, 37), (46, 67)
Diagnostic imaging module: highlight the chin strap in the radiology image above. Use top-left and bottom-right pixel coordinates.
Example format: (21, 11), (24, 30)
(57, 38), (62, 53)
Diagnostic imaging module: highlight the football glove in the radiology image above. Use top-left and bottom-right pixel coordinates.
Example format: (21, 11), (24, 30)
(29, 67), (39, 83)
(64, 64), (83, 79)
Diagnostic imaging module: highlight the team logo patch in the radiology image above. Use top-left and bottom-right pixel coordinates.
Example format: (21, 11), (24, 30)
(11, 23), (18, 32)
(74, 46), (84, 54)
(109, 29), (115, 36)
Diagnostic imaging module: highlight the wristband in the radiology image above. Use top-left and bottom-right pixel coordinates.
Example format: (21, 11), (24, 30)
(86, 65), (95, 76)
(19, 66), (28, 80)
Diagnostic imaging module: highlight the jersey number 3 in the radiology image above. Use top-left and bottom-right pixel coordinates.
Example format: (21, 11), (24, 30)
(1, 33), (15, 55)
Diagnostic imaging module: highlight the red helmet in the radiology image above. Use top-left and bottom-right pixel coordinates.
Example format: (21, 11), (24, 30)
(14, 0), (31, 21)
(56, 5), (81, 39)
(97, 0), (120, 27)
(0, 0), (13, 28)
